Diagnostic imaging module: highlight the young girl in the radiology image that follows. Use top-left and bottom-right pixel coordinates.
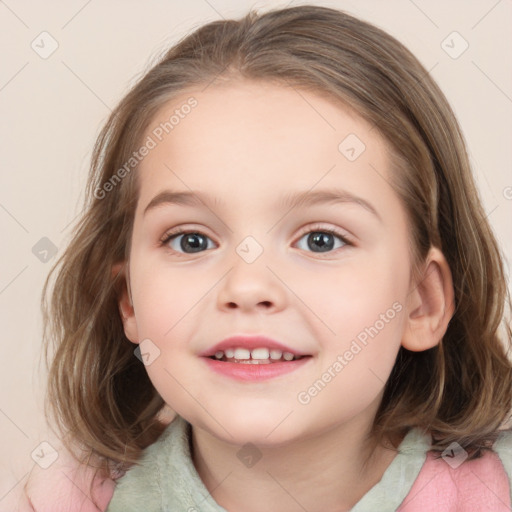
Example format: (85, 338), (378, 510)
(22, 4), (512, 511)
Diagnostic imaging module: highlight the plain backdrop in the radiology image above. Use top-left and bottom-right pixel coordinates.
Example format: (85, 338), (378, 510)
(0, 0), (511, 501)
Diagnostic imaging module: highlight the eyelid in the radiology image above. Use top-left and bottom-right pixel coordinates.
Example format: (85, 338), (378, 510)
(159, 226), (218, 246)
(159, 227), (218, 259)
(293, 222), (355, 246)
(159, 222), (355, 256)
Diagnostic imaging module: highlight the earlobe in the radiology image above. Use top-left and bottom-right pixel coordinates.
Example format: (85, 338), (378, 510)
(401, 247), (455, 352)
(112, 262), (140, 344)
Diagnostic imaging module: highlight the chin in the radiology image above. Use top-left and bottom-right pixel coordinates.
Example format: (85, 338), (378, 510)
(199, 407), (306, 447)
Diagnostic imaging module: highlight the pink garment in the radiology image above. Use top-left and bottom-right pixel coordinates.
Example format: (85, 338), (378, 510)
(398, 450), (511, 511)
(6, 456), (116, 512)
(15, 444), (510, 511)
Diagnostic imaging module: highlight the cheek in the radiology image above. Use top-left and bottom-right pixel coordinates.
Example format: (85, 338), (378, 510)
(131, 260), (207, 339)
(298, 279), (406, 421)
(130, 264), (205, 410)
(294, 250), (408, 338)
(294, 252), (408, 399)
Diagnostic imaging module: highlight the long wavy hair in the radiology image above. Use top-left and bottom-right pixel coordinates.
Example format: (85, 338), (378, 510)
(41, 3), (511, 496)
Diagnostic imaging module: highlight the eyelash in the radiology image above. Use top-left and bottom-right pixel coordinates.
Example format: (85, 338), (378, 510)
(159, 223), (354, 257)
(295, 224), (354, 252)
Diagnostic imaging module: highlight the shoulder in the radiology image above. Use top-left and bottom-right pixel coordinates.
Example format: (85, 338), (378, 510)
(105, 417), (184, 512)
(18, 451), (116, 512)
(399, 429), (512, 512)
(494, 428), (512, 472)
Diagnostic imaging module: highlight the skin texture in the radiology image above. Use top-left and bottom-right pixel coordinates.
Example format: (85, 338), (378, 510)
(3, 445), (116, 511)
(15, 79), (454, 512)
(116, 80), (455, 511)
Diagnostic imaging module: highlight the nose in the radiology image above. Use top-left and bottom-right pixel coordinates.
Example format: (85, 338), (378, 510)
(216, 255), (287, 314)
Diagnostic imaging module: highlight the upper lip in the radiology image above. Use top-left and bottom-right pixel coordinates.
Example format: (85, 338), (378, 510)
(199, 335), (310, 358)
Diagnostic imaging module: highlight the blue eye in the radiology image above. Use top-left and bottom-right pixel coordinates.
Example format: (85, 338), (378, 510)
(160, 225), (352, 256)
(295, 229), (348, 253)
(161, 230), (215, 254)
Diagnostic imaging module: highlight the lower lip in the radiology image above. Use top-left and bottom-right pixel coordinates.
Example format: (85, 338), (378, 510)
(202, 357), (312, 381)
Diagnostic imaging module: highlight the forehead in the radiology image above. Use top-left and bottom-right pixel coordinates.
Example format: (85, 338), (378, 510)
(135, 80), (395, 216)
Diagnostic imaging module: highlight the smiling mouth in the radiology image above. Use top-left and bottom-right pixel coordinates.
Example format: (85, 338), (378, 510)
(207, 348), (309, 364)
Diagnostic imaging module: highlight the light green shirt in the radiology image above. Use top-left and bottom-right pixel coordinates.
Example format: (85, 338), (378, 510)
(106, 415), (433, 511)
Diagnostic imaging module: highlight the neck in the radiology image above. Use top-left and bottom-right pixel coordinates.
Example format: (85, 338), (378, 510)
(190, 404), (401, 512)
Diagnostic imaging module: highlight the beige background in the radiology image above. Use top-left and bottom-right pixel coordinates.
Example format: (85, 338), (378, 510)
(1, 0), (511, 502)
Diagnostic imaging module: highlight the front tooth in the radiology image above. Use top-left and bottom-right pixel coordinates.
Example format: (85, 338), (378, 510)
(234, 348), (251, 359)
(283, 352), (294, 361)
(225, 348), (234, 358)
(269, 349), (283, 360)
(251, 348), (270, 359)
(214, 351), (224, 359)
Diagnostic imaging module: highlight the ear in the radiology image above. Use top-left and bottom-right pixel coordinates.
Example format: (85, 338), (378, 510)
(401, 246), (455, 352)
(112, 262), (139, 344)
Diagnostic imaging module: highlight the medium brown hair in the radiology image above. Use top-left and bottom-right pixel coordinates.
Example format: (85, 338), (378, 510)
(42, 3), (511, 488)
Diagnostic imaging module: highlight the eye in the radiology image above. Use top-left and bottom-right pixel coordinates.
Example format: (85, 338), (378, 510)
(160, 224), (353, 256)
(160, 229), (216, 255)
(294, 224), (352, 254)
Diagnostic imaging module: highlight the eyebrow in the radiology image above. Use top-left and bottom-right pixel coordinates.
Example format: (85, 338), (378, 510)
(143, 188), (381, 221)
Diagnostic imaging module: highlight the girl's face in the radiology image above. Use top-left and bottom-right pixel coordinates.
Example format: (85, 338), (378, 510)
(122, 80), (416, 446)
